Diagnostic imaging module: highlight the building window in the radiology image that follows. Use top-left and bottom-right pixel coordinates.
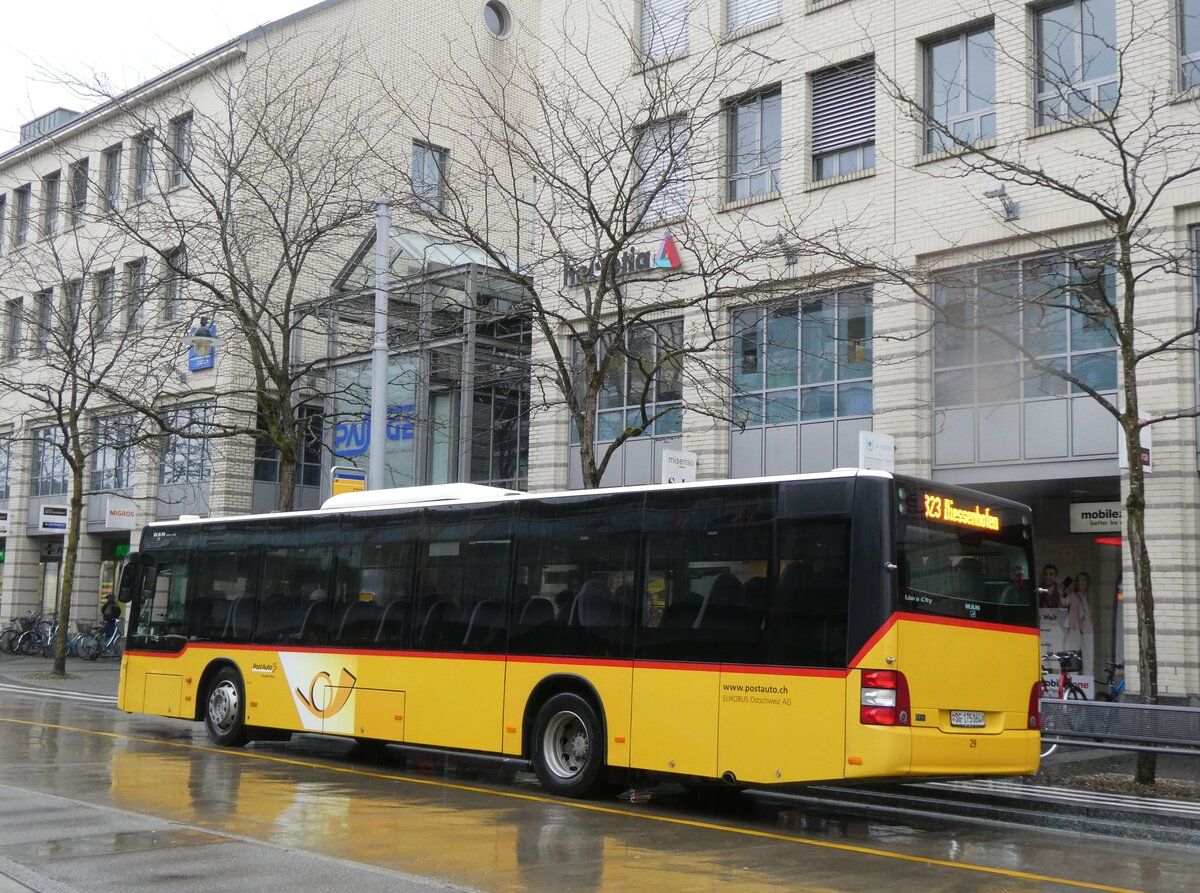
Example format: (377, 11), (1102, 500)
(68, 158), (89, 227)
(64, 279), (83, 332)
(728, 0), (781, 33)
(641, 0), (689, 62)
(33, 289), (53, 353)
(13, 185), (31, 246)
(1182, 0), (1200, 89)
(3, 299), (22, 360)
(483, 1), (511, 36)
(411, 142), (448, 214)
(253, 405), (324, 487)
(124, 259), (146, 329)
(732, 288), (873, 428)
(0, 434), (11, 500)
(811, 57), (875, 181)
(92, 414), (137, 491)
(925, 25), (995, 152)
(132, 132), (153, 201)
(164, 246), (186, 321)
(102, 144), (122, 212)
(932, 249), (1117, 408)
(41, 171), (61, 237)
(94, 269), (115, 337)
(168, 114), (192, 188)
(571, 319), (684, 443)
(32, 426), (69, 497)
(160, 401), (215, 485)
(727, 87), (781, 202)
(0, 195), (6, 254)
(1035, 0), (1117, 125)
(635, 117), (688, 221)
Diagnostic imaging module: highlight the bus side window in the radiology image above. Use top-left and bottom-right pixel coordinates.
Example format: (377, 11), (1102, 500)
(640, 486), (774, 664)
(512, 495), (640, 659)
(414, 504), (515, 653)
(767, 519), (851, 667)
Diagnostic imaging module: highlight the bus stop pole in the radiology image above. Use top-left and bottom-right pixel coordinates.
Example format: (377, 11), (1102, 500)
(370, 198), (392, 491)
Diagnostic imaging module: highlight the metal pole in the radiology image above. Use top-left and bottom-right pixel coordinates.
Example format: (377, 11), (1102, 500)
(370, 199), (391, 490)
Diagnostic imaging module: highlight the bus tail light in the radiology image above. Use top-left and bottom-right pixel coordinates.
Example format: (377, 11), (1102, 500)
(860, 669), (910, 726)
(1028, 681), (1042, 730)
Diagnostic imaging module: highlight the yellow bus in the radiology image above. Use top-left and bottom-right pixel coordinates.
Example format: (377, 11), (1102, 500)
(117, 471), (1043, 798)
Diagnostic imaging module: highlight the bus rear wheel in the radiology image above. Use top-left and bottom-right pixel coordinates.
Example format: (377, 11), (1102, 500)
(531, 692), (605, 799)
(204, 668), (249, 747)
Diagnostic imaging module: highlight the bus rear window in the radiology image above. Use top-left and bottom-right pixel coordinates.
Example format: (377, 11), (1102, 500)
(897, 518), (1034, 623)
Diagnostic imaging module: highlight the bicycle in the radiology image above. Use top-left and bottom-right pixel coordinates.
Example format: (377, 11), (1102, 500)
(77, 623), (124, 661)
(1094, 660), (1125, 701)
(1040, 650), (1086, 758)
(2, 611), (42, 655)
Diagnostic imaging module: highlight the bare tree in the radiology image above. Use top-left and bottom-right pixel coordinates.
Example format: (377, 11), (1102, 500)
(374, 3), (859, 487)
(864, 2), (1200, 782)
(64, 31), (398, 510)
(0, 189), (177, 675)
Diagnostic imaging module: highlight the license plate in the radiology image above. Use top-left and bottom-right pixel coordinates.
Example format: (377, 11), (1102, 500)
(950, 710), (985, 728)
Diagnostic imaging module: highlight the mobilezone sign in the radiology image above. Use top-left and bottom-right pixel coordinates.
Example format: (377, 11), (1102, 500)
(562, 231), (683, 286)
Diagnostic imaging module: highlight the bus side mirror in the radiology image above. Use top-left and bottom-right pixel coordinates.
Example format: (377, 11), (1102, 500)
(117, 553), (152, 603)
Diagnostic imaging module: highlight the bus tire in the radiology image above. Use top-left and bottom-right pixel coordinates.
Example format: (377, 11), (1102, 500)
(204, 667), (249, 747)
(531, 692), (605, 799)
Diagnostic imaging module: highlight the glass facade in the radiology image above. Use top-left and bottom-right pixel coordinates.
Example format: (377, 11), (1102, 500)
(160, 402), (215, 485)
(92, 414), (137, 491)
(32, 426), (69, 496)
(933, 249), (1117, 407)
(732, 289), (873, 428)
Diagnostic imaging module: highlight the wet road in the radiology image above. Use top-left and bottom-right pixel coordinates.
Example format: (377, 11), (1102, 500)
(0, 685), (1196, 893)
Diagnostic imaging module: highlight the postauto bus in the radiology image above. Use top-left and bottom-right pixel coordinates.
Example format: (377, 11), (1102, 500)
(116, 470), (1042, 798)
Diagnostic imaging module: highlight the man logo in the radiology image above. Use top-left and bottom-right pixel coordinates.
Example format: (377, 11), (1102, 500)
(295, 667), (357, 719)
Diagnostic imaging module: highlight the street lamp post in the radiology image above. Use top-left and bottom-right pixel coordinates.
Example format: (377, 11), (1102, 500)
(370, 199), (392, 491)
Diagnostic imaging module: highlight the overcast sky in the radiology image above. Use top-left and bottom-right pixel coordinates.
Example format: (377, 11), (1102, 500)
(1, 0), (311, 147)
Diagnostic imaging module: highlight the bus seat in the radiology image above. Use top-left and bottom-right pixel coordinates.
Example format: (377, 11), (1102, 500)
(570, 580), (628, 627)
(463, 599), (504, 648)
(659, 593), (702, 629)
(375, 599), (410, 645)
(337, 600), (381, 644)
(296, 598), (331, 644)
(417, 600), (450, 646)
(518, 597), (556, 628)
(697, 573), (742, 626)
(224, 596), (257, 640)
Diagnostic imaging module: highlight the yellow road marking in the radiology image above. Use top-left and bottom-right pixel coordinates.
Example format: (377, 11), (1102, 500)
(0, 713), (1149, 893)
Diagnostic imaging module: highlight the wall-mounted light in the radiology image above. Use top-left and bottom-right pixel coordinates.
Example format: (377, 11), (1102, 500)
(983, 184), (1019, 221)
(185, 315), (219, 373)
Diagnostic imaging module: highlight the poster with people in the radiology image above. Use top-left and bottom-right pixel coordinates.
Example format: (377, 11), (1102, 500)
(1039, 563), (1096, 699)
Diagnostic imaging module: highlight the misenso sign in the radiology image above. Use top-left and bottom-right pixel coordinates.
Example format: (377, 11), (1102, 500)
(563, 231), (682, 286)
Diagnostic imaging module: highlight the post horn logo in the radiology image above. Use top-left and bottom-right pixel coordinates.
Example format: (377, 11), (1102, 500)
(295, 667), (357, 719)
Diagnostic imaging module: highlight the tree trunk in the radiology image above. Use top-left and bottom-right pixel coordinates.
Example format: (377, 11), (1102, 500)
(1122, 417), (1158, 785)
(277, 457), (298, 512)
(53, 467), (86, 676)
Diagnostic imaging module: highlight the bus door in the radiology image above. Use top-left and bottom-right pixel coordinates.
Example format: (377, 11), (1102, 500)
(717, 516), (851, 785)
(633, 487), (774, 780)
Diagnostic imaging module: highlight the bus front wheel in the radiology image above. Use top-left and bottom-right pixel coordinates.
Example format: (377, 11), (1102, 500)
(531, 692), (605, 799)
(204, 668), (249, 747)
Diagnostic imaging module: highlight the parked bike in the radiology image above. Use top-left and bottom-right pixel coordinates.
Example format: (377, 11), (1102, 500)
(77, 623), (124, 661)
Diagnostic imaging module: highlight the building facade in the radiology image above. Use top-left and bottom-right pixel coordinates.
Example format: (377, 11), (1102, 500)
(2, 0), (1198, 702)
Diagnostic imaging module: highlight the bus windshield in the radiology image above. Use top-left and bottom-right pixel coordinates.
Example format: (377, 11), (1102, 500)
(895, 485), (1035, 625)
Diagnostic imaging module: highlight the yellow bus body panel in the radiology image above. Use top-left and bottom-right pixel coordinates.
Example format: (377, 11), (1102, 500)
(120, 611), (1039, 785)
(845, 616), (1040, 779)
(630, 664), (718, 777)
(501, 659), (633, 765)
(717, 669), (846, 784)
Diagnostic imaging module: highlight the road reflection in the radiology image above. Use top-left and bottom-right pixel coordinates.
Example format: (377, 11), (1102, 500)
(0, 692), (1194, 893)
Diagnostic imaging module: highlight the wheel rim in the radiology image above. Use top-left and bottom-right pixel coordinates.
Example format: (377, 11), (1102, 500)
(541, 710), (589, 780)
(208, 680), (241, 734)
